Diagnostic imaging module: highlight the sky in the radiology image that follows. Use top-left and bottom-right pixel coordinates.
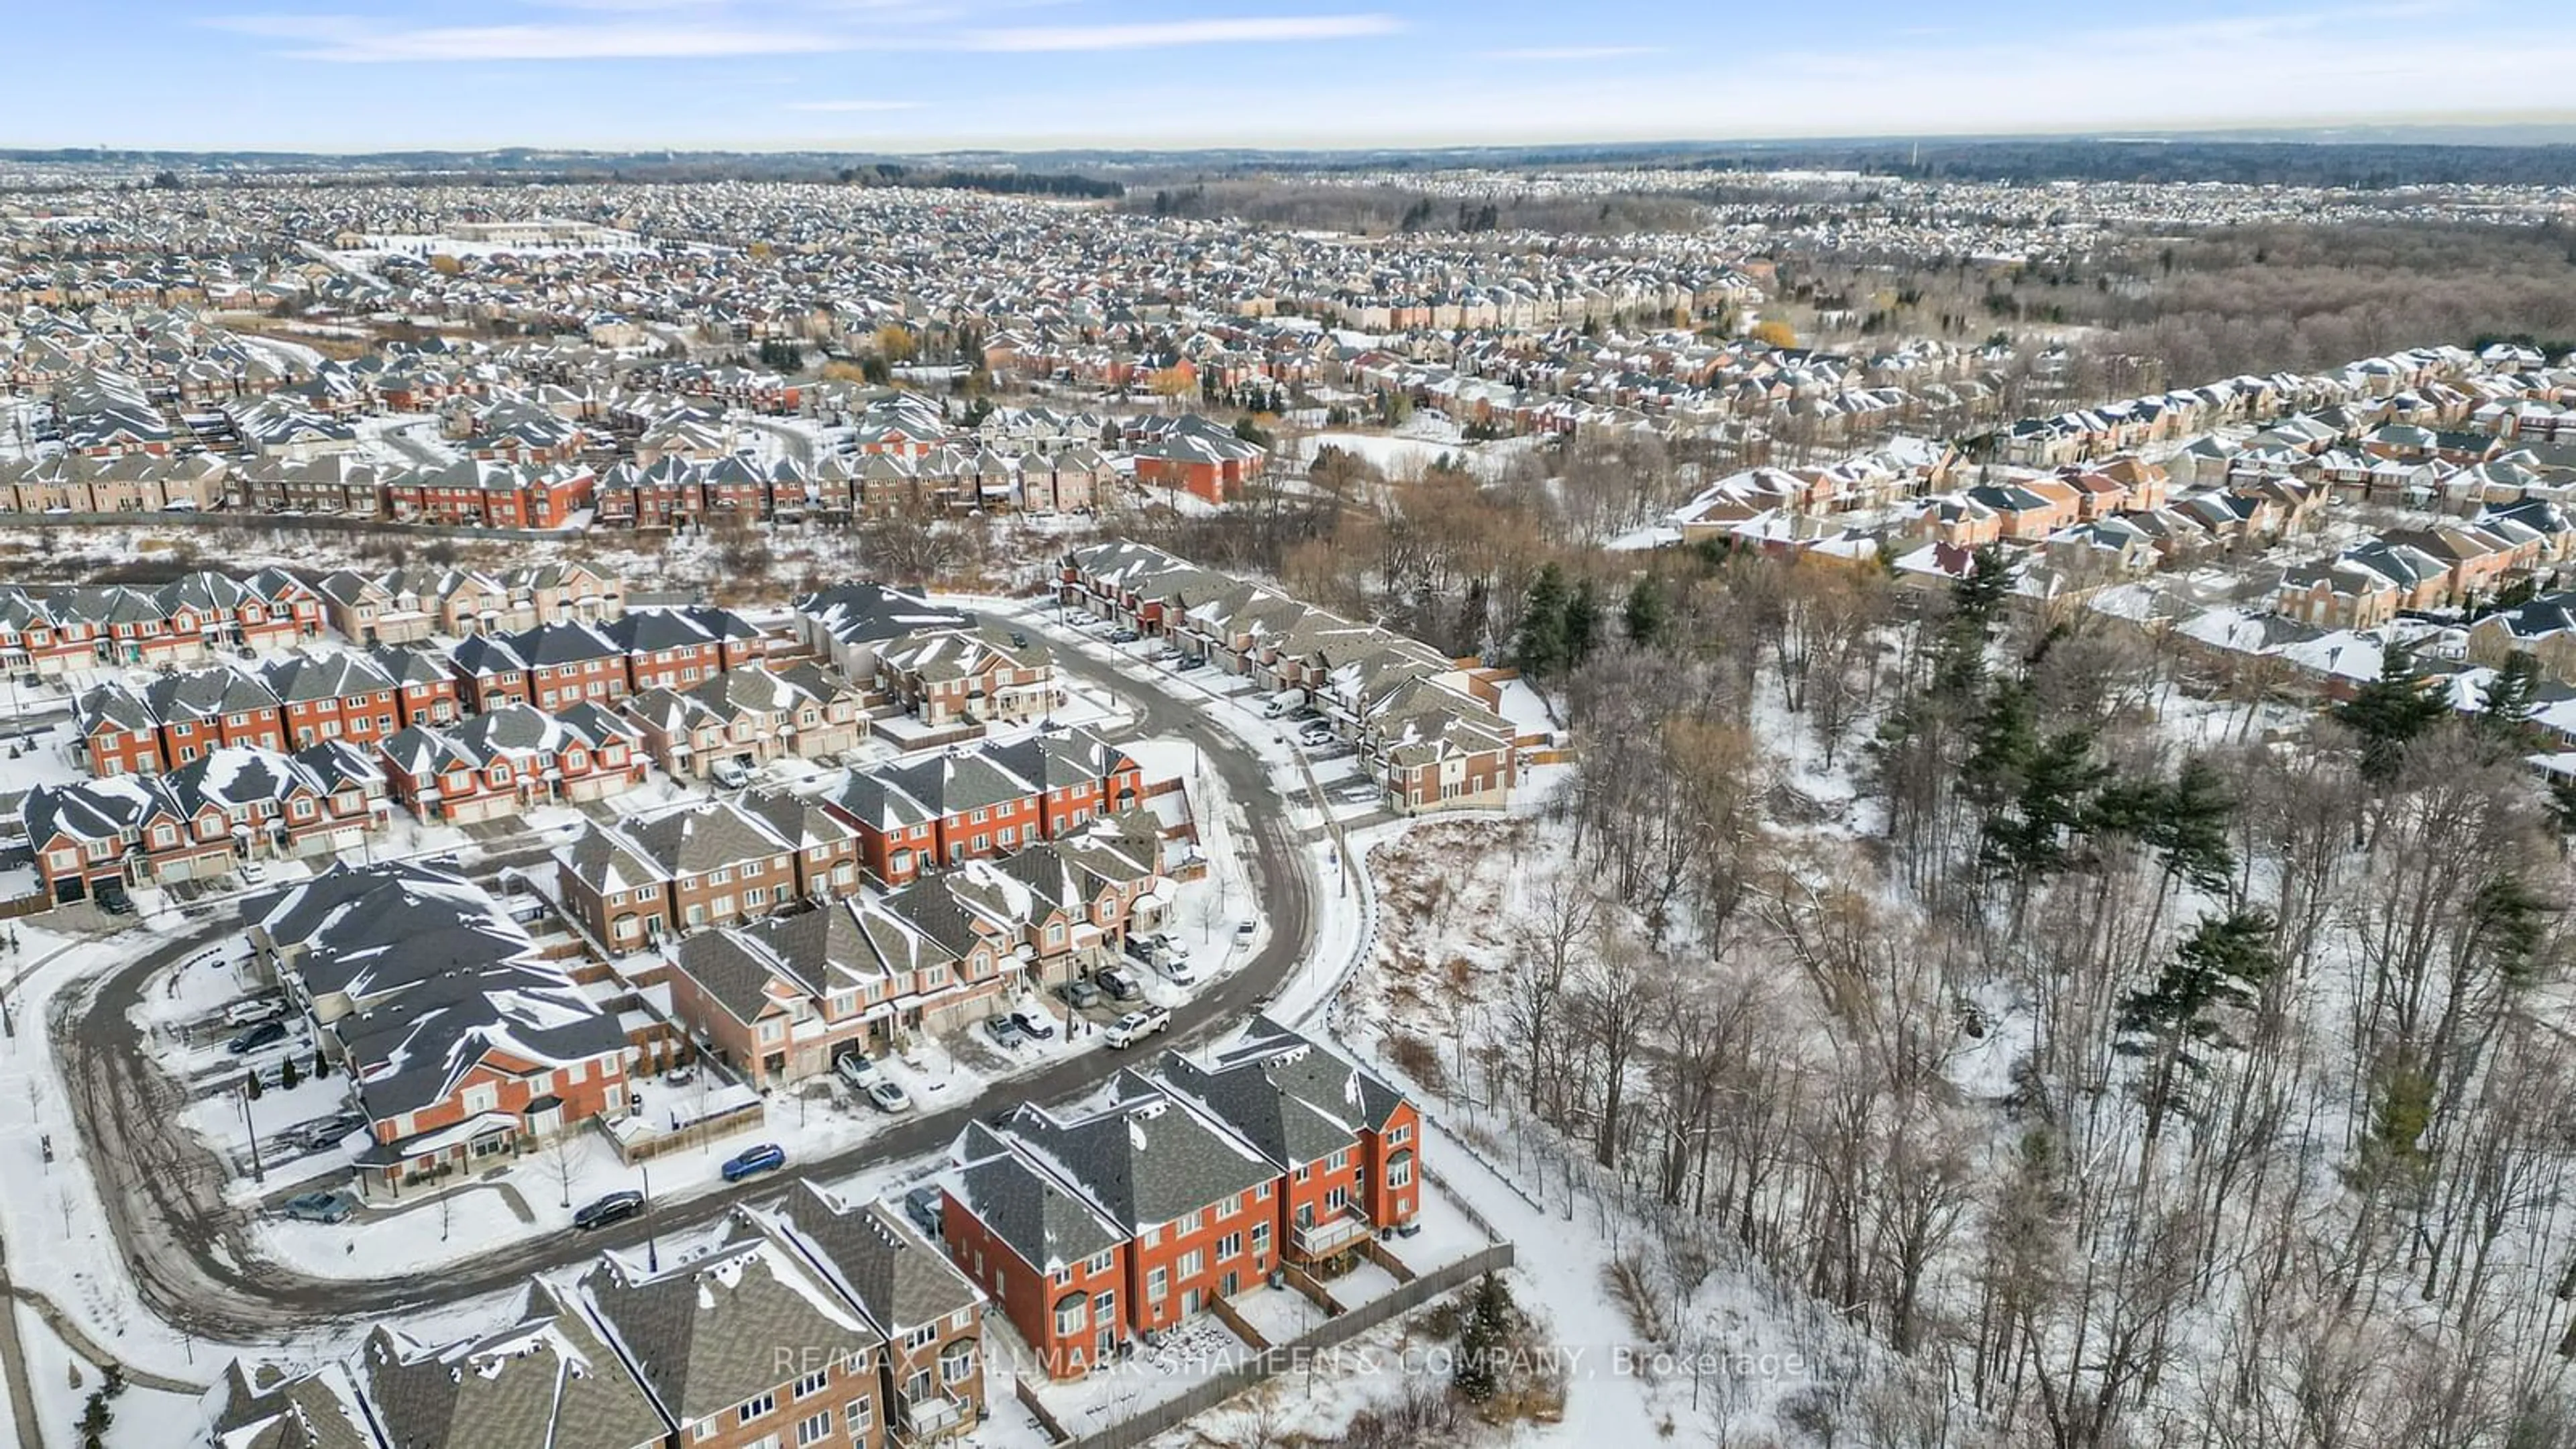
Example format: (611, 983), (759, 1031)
(5, 0), (2574, 153)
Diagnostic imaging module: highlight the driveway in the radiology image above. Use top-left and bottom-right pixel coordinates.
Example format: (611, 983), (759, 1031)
(50, 635), (1320, 1340)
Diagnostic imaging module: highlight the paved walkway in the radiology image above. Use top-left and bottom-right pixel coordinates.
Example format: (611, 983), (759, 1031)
(0, 1236), (48, 1448)
(8, 1285), (205, 1396)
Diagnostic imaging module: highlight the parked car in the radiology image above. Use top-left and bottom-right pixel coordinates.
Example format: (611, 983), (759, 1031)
(720, 1143), (788, 1182)
(1150, 644), (1180, 662)
(94, 880), (134, 916)
(710, 757), (752, 790)
(1108, 628), (1141, 644)
(1157, 954), (1200, 986)
(227, 1020), (290, 1055)
(1105, 1006), (1172, 1050)
(1234, 920), (1258, 943)
(834, 1053), (878, 1091)
(983, 1016), (1032, 1051)
(1173, 655), (1208, 673)
(903, 1185), (945, 1238)
(865, 1078), (913, 1113)
(279, 1191), (354, 1225)
(223, 997), (287, 1028)
(1055, 977), (1104, 1011)
(574, 1190), (647, 1232)
(1009, 1006), (1059, 1041)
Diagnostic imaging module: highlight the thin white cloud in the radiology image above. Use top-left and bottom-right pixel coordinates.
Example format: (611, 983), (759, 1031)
(784, 98), (924, 111)
(1476, 45), (1660, 60)
(213, 15), (853, 62)
(969, 13), (1397, 51)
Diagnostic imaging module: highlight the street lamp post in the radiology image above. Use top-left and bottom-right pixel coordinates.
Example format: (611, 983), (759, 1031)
(641, 1161), (659, 1273)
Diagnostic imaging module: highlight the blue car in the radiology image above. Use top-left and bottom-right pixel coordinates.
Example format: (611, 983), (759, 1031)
(721, 1142), (787, 1182)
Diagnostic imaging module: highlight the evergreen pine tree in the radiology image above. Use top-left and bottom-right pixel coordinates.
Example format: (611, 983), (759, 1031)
(1562, 580), (1602, 670)
(2335, 639), (2449, 783)
(1933, 545), (2012, 698)
(1622, 574), (1669, 646)
(1452, 1272), (1516, 1403)
(2117, 909), (2279, 1146)
(2141, 755), (2237, 896)
(1515, 565), (1570, 679)
(2476, 651), (2544, 749)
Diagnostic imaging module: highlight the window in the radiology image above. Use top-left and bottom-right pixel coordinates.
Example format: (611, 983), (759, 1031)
(951, 1307), (973, 1330)
(1326, 1186), (1349, 1212)
(692, 1420), (717, 1442)
(1389, 1124), (1411, 1146)
(1146, 1267), (1167, 1303)
(710, 868), (733, 885)
(794, 1368), (829, 1400)
(614, 917), (641, 941)
(844, 1399), (873, 1434)
(904, 1324), (937, 1351)
(737, 1391), (777, 1424)
(1389, 1157), (1413, 1189)
(1252, 1223), (1271, 1255)
(940, 1344), (973, 1385)
(760, 1020), (784, 1043)
(462, 1084), (497, 1116)
(1087, 1250), (1115, 1275)
(1055, 1296), (1087, 1336)
(1217, 1233), (1242, 1260)
(1328, 1148), (1351, 1173)
(1179, 1248), (1204, 1279)
(1093, 1289), (1116, 1324)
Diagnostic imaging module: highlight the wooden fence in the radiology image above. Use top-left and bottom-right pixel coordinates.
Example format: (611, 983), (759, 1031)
(1040, 1240), (1517, 1449)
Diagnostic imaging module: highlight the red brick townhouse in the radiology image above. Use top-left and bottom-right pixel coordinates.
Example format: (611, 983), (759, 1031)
(74, 651), (455, 776)
(240, 862), (633, 1193)
(449, 621), (629, 713)
(554, 797), (801, 951)
(825, 726), (1146, 887)
(260, 650), (405, 749)
(1127, 413), (1266, 504)
(749, 1183), (989, 1446)
(15, 568), (324, 675)
(603, 604), (769, 692)
(621, 661), (867, 781)
(144, 665), (286, 762)
(214, 1181), (983, 1449)
(381, 457), (594, 529)
(377, 702), (646, 824)
(368, 643), (465, 727)
(450, 610), (765, 714)
(21, 776), (229, 904)
(579, 1224), (889, 1449)
(645, 835), (1161, 1084)
(941, 1018), (1419, 1381)
(873, 622), (1060, 728)
(160, 743), (392, 863)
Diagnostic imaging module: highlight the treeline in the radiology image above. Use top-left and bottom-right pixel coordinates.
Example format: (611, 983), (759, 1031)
(1121, 179), (1707, 235)
(1674, 138), (2576, 189)
(1452, 539), (2576, 1444)
(833, 162), (1124, 199)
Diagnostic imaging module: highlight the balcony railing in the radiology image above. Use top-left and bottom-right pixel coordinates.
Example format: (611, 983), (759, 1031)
(1291, 1210), (1371, 1259)
(895, 1390), (971, 1443)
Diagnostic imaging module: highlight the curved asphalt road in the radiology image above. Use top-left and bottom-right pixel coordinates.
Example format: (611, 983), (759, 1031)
(53, 630), (1319, 1342)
